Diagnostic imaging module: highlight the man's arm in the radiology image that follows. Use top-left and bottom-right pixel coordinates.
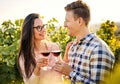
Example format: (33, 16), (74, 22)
(54, 45), (115, 84)
(69, 45), (115, 84)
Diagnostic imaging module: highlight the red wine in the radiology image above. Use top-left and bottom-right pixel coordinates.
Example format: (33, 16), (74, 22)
(51, 51), (61, 57)
(41, 52), (50, 57)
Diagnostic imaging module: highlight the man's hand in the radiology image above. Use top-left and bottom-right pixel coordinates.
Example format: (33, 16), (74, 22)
(53, 62), (73, 76)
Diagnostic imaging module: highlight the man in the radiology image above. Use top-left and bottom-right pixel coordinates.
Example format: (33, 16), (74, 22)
(54, 0), (115, 84)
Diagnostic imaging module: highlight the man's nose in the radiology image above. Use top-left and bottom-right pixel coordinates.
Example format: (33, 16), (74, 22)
(64, 21), (67, 27)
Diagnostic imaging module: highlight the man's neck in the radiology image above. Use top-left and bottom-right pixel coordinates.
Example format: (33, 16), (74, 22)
(76, 28), (90, 42)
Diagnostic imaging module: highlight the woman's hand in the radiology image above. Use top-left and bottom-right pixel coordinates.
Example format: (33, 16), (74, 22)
(66, 41), (73, 51)
(36, 58), (48, 67)
(63, 41), (73, 63)
(34, 58), (48, 76)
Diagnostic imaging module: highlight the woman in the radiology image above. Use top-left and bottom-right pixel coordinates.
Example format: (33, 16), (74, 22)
(17, 13), (63, 84)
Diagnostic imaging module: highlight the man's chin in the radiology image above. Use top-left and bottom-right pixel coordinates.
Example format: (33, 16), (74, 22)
(68, 33), (72, 36)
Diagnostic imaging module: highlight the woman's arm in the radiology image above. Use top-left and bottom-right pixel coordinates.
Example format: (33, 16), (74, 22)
(19, 56), (48, 84)
(63, 41), (73, 63)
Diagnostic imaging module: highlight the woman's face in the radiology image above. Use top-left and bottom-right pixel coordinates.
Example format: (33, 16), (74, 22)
(33, 18), (46, 40)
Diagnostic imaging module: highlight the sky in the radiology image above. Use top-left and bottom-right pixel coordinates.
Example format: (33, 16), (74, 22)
(0, 0), (120, 26)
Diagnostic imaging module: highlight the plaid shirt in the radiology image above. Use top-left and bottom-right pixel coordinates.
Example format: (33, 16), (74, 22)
(68, 33), (115, 84)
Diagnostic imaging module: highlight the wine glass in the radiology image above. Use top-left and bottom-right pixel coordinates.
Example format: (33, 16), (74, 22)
(51, 50), (61, 61)
(40, 51), (50, 70)
(41, 52), (50, 57)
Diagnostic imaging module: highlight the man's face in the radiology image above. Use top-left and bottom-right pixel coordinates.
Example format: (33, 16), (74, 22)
(64, 11), (80, 37)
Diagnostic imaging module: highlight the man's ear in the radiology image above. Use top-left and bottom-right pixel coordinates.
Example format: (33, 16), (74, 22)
(78, 17), (83, 25)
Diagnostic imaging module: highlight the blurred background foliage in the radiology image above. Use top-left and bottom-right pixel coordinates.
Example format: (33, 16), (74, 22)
(96, 20), (120, 62)
(0, 18), (120, 84)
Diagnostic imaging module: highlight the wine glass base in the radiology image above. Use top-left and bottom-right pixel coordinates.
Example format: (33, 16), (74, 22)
(41, 66), (52, 70)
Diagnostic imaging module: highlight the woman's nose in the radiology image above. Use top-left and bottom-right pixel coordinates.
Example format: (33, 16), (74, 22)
(41, 26), (46, 31)
(42, 28), (46, 33)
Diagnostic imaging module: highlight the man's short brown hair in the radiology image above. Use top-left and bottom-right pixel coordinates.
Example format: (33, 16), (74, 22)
(65, 0), (90, 26)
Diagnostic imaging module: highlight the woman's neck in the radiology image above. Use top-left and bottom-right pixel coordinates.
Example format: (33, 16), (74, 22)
(34, 39), (48, 52)
(34, 40), (42, 52)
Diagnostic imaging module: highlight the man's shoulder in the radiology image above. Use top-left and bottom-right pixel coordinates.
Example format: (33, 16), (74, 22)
(91, 37), (114, 55)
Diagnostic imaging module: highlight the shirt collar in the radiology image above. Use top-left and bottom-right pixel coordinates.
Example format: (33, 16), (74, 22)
(73, 33), (96, 45)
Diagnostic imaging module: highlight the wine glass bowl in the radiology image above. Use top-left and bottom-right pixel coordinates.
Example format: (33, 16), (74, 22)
(39, 51), (51, 70)
(41, 52), (50, 57)
(51, 51), (61, 57)
(51, 50), (62, 61)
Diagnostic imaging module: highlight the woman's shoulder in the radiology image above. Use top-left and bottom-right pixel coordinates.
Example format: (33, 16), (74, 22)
(44, 40), (58, 46)
(47, 41), (60, 50)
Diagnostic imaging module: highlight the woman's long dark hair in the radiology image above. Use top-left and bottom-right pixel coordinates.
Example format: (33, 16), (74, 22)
(18, 13), (39, 79)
